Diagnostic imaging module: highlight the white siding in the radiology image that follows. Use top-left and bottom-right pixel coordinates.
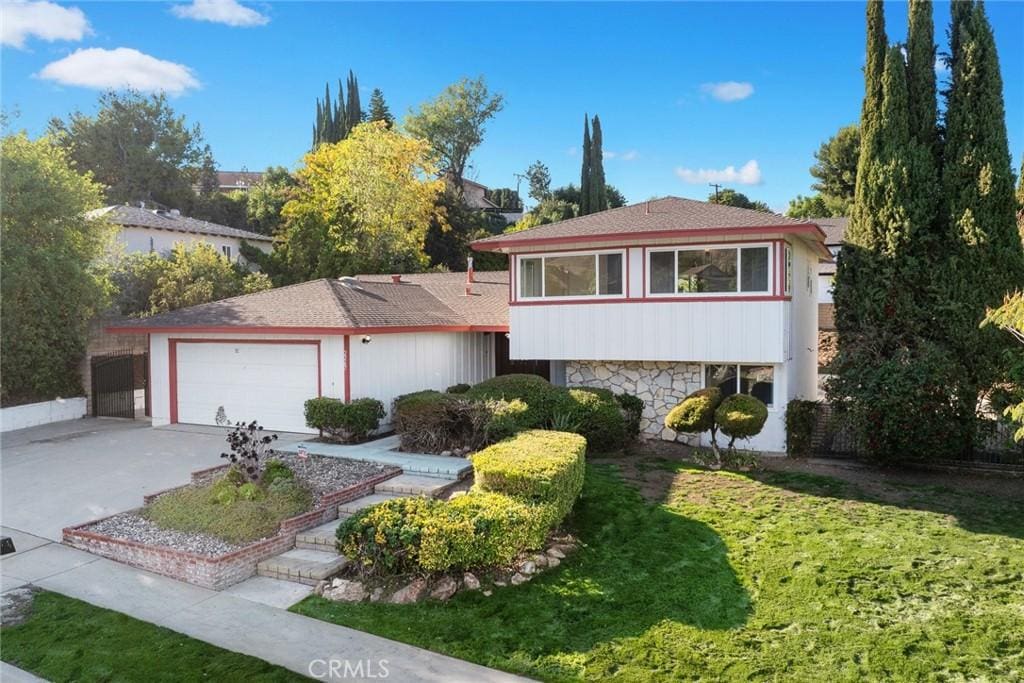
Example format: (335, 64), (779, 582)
(510, 300), (786, 363)
(785, 239), (820, 402)
(349, 332), (495, 420)
(115, 226), (272, 263)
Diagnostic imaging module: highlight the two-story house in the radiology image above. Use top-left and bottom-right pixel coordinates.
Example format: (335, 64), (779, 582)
(472, 197), (830, 451)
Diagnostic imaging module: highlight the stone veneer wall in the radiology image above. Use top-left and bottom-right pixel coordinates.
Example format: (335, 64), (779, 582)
(566, 360), (702, 442)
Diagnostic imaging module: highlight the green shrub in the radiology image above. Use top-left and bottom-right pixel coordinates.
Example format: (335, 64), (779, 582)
(465, 374), (558, 428)
(551, 388), (627, 453)
(336, 492), (546, 575)
(716, 394), (769, 448)
(304, 397), (385, 443)
(237, 482), (263, 501)
(665, 387), (722, 434)
(446, 383), (471, 394)
(393, 390), (528, 453)
(615, 392), (645, 439)
(785, 399), (819, 458)
(262, 459), (294, 487)
(471, 429), (586, 526)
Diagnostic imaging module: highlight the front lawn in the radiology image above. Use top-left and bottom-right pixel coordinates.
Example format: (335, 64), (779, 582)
(1, 591), (306, 682)
(293, 457), (1024, 681)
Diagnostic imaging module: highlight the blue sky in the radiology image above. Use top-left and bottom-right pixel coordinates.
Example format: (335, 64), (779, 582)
(3, 1), (1023, 212)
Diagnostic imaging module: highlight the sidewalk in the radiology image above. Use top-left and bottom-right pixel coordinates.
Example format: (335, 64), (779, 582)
(1, 528), (528, 682)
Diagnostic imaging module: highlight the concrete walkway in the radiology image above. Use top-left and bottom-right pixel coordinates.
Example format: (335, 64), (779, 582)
(0, 420), (527, 682)
(277, 434), (472, 479)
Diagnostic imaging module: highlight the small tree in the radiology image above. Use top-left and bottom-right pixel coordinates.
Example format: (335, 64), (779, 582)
(665, 387), (724, 458)
(221, 421), (279, 483)
(715, 394), (769, 452)
(665, 388), (769, 466)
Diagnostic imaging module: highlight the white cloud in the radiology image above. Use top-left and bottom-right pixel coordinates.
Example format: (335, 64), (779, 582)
(39, 48), (200, 95)
(700, 81), (755, 102)
(1, 0), (90, 48)
(675, 159), (762, 185)
(604, 149), (639, 161)
(171, 0), (268, 27)
(935, 56), (950, 75)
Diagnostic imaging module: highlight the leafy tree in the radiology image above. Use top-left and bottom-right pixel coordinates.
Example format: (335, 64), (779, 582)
(1, 133), (114, 405)
(525, 160), (551, 202)
(606, 184), (627, 209)
(246, 166), (297, 235)
(368, 88), (393, 128)
(425, 187), (503, 270)
(484, 187), (522, 210)
(190, 190), (250, 230)
(279, 121), (445, 280)
(811, 124), (861, 216)
(48, 91), (212, 209)
(786, 194), (829, 218)
(589, 115), (607, 213)
(404, 76), (504, 185)
(579, 116), (591, 216)
(708, 188), (771, 213)
(982, 291), (1024, 442)
(108, 251), (169, 316)
(509, 181), (627, 232)
(149, 243), (270, 314)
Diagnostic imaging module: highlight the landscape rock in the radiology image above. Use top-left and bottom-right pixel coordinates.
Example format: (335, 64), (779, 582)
(369, 587), (384, 602)
(440, 450), (453, 457)
(519, 560), (537, 575)
(547, 556), (561, 568)
(546, 547), (566, 559)
(324, 579), (367, 603)
(510, 572), (530, 586)
(532, 554), (549, 568)
(483, 590), (493, 597)
(389, 578), (428, 604)
(429, 576), (460, 601)
(463, 573), (481, 590)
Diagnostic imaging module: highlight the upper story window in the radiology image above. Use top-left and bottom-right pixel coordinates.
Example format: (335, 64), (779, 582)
(519, 250), (624, 299)
(648, 244), (771, 296)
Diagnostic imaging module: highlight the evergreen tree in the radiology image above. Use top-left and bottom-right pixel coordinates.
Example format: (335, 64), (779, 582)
(589, 115), (607, 213)
(312, 74), (363, 148)
(368, 88), (393, 127)
(862, 0), (888, 130)
(940, 1), (1024, 442)
(579, 115), (591, 216)
(346, 70), (362, 127)
(906, 0), (938, 159)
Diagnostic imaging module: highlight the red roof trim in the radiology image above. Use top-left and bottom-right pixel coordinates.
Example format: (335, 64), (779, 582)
(109, 324), (509, 335)
(472, 224), (826, 251)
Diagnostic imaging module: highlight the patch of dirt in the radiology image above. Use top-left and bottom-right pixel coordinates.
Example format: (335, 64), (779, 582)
(1, 586), (39, 627)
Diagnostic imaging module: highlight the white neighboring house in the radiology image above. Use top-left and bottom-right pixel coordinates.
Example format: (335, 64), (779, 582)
(462, 179), (524, 225)
(89, 204), (274, 263)
(813, 217), (848, 306)
(472, 196), (831, 452)
(107, 272), (509, 434)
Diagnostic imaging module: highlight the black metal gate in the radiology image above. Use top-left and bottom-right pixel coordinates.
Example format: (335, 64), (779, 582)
(91, 350), (137, 418)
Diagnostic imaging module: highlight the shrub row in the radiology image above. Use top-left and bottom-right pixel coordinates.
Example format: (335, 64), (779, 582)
(391, 390), (527, 453)
(337, 429), (586, 574)
(304, 397), (385, 443)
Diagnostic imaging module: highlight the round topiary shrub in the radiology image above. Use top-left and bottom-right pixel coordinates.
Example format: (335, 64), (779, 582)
(715, 393), (768, 448)
(465, 374), (558, 428)
(665, 387), (722, 434)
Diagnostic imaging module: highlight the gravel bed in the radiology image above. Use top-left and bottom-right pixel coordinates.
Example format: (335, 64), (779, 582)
(83, 454), (400, 556)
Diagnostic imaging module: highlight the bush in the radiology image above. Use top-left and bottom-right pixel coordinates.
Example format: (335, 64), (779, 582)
(716, 394), (769, 448)
(551, 388), (627, 453)
(393, 391), (528, 453)
(785, 400), (819, 458)
(471, 429), (586, 527)
(446, 383), (471, 394)
(304, 397), (385, 443)
(665, 387), (722, 434)
(262, 459), (294, 487)
(465, 374), (558, 428)
(615, 392), (645, 439)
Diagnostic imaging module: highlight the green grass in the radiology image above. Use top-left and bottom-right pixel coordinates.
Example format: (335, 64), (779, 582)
(292, 461), (1024, 681)
(1, 591), (306, 682)
(142, 476), (311, 543)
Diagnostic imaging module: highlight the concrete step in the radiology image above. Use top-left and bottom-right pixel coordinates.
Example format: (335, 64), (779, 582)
(294, 519), (342, 552)
(337, 492), (401, 518)
(256, 548), (349, 585)
(375, 474), (457, 498)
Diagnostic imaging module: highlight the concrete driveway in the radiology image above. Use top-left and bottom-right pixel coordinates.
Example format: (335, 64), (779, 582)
(1, 418), (230, 541)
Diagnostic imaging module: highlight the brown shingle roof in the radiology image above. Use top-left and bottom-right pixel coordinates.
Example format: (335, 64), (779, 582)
(89, 205), (274, 243)
(813, 217), (849, 246)
(473, 196), (821, 251)
(108, 271), (509, 332)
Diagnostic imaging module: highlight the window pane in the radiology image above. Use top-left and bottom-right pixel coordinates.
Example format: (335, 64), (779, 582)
(544, 255), (596, 297)
(740, 365), (774, 406)
(650, 252), (675, 293)
(520, 258), (542, 297)
(598, 253), (623, 295)
(678, 248), (737, 292)
(705, 364), (738, 397)
(740, 247), (769, 292)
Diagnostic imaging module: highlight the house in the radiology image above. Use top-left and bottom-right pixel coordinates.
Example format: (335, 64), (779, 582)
(471, 196), (830, 452)
(216, 170), (264, 193)
(811, 217), (847, 374)
(462, 179), (524, 225)
(106, 271), (509, 433)
(90, 204), (274, 263)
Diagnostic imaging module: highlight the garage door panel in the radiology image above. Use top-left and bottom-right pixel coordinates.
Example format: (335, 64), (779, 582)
(175, 342), (319, 433)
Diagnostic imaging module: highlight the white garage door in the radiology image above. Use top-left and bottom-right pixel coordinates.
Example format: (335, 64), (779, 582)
(175, 342), (318, 433)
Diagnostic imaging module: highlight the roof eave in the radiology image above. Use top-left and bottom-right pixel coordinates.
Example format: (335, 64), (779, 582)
(106, 323), (509, 335)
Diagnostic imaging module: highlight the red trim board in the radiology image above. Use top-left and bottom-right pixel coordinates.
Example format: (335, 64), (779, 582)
(111, 324), (509, 335)
(511, 295), (790, 307)
(343, 335), (351, 402)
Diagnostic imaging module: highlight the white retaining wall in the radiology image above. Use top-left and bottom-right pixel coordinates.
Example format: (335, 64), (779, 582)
(0, 397), (87, 433)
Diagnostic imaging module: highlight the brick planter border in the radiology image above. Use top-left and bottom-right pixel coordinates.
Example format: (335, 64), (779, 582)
(63, 468), (400, 590)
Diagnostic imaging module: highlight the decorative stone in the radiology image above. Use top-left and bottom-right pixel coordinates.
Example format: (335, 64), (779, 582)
(547, 556), (561, 568)
(546, 547), (565, 559)
(531, 554), (549, 568)
(510, 572), (530, 585)
(389, 578), (428, 604)
(494, 579), (508, 587)
(519, 560), (537, 575)
(463, 573), (481, 590)
(325, 579), (367, 603)
(429, 576), (460, 601)
(483, 590), (493, 597)
(370, 587), (384, 602)
(440, 450), (453, 457)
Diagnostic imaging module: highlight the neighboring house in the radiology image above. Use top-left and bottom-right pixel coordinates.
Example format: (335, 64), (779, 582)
(107, 272), (509, 433)
(471, 196), (831, 452)
(90, 204), (274, 263)
(462, 178), (524, 225)
(216, 170), (264, 193)
(811, 217), (847, 374)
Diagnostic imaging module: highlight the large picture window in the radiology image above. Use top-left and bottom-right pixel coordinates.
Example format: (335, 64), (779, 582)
(519, 251), (625, 299)
(649, 245), (771, 295)
(704, 363), (774, 406)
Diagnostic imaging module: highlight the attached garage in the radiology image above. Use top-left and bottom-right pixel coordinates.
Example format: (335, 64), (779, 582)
(171, 340), (320, 433)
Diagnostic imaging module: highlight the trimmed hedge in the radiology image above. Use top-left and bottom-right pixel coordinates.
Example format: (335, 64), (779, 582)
(785, 399), (818, 458)
(472, 429), (586, 526)
(552, 388), (627, 453)
(465, 374), (557, 428)
(304, 397), (385, 443)
(615, 392), (645, 439)
(716, 394), (769, 445)
(392, 390), (528, 453)
(665, 387), (722, 434)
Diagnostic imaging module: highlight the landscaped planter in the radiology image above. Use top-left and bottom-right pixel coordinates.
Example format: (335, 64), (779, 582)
(63, 465), (400, 590)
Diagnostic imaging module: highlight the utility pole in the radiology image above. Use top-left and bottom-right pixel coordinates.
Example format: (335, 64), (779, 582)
(709, 183), (722, 201)
(513, 172), (528, 209)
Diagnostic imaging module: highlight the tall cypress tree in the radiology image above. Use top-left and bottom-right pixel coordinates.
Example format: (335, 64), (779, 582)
(589, 115), (607, 213)
(862, 0), (887, 130)
(346, 71), (362, 129)
(941, 2), (1024, 443)
(579, 115), (592, 216)
(906, 0), (938, 159)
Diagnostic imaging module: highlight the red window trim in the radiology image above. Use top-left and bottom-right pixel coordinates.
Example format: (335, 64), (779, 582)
(510, 295), (790, 307)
